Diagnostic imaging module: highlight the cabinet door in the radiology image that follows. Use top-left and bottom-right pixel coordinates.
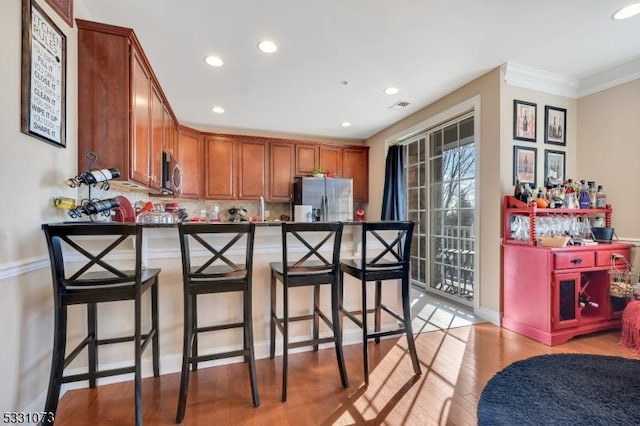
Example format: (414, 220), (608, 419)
(238, 139), (267, 200)
(319, 145), (342, 177)
(270, 142), (294, 201)
(178, 127), (202, 199)
(130, 50), (151, 186)
(295, 144), (318, 175)
(205, 136), (236, 199)
(342, 146), (369, 203)
(553, 273), (580, 330)
(149, 85), (164, 189)
(163, 107), (177, 157)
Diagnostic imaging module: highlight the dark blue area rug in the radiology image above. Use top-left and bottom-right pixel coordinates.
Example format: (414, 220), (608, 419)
(477, 354), (640, 425)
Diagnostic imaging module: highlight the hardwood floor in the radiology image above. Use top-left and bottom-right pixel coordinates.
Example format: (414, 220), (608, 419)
(53, 324), (639, 425)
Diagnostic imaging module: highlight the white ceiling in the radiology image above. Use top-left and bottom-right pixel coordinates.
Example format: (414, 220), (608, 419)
(78, 0), (640, 141)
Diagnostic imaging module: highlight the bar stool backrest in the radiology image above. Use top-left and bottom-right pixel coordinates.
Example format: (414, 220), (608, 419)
(178, 223), (256, 282)
(43, 223), (142, 291)
(360, 221), (414, 274)
(281, 222), (344, 278)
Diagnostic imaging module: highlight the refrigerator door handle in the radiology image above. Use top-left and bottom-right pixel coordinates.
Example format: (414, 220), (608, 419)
(321, 195), (328, 221)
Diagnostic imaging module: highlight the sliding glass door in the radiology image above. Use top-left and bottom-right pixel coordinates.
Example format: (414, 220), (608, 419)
(404, 113), (476, 306)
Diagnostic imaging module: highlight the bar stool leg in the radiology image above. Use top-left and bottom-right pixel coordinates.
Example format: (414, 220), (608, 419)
(269, 273), (276, 359)
(338, 271), (345, 341)
(374, 280), (382, 344)
(331, 277), (349, 389)
(281, 285), (289, 402)
(361, 277), (370, 386)
(176, 293), (193, 423)
(401, 276), (421, 376)
(134, 291), (143, 426)
(43, 304), (67, 425)
(151, 280), (160, 377)
(87, 302), (98, 388)
(244, 286), (260, 407)
(191, 294), (198, 372)
(313, 284), (320, 352)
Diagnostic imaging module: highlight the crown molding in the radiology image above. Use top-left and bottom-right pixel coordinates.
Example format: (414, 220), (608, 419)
(502, 62), (579, 98)
(577, 57), (640, 97)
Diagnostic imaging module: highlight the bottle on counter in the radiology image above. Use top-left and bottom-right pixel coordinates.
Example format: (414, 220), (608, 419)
(578, 180), (591, 209)
(588, 181), (597, 208)
(65, 168), (121, 188)
(53, 197), (78, 210)
(68, 198), (120, 218)
(595, 185), (607, 208)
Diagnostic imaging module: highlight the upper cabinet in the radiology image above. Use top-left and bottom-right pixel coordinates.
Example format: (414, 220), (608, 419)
(77, 20), (177, 191)
(178, 126), (202, 199)
(295, 144), (319, 176)
(238, 139), (268, 200)
(342, 146), (369, 203)
(319, 145), (343, 177)
(204, 135), (237, 200)
(270, 142), (295, 201)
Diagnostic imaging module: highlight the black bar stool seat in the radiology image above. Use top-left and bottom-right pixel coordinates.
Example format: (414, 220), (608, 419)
(42, 223), (160, 426)
(175, 223), (260, 423)
(270, 222), (349, 402)
(340, 221), (421, 385)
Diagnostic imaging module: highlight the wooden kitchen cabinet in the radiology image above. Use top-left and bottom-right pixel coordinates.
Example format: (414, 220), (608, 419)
(178, 126), (202, 199)
(295, 144), (319, 176)
(205, 136), (237, 200)
(238, 139), (268, 200)
(342, 146), (369, 203)
(270, 142), (295, 201)
(502, 196), (632, 345)
(319, 145), (342, 177)
(77, 19), (177, 191)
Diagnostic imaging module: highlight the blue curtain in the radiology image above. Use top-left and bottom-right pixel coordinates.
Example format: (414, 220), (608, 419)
(381, 144), (406, 220)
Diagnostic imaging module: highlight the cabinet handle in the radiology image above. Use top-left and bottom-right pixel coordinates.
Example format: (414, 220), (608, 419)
(570, 258), (583, 264)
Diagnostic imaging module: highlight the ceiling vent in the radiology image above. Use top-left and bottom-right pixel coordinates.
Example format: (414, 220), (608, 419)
(389, 101), (410, 110)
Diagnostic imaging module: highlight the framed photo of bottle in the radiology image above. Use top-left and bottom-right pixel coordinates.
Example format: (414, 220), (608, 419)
(20, 0), (67, 148)
(545, 106), (566, 145)
(513, 99), (536, 142)
(544, 149), (565, 183)
(513, 145), (537, 186)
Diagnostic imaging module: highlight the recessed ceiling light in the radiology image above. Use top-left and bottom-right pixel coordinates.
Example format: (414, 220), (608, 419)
(613, 3), (640, 20)
(204, 55), (224, 67)
(257, 40), (278, 54)
(384, 87), (399, 95)
(212, 106), (225, 114)
(341, 121), (352, 127)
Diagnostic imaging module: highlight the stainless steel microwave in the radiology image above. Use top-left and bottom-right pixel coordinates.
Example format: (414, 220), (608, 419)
(162, 151), (181, 194)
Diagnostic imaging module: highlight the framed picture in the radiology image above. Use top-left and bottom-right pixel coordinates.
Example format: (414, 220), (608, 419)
(544, 149), (565, 184)
(45, 0), (73, 27)
(20, 0), (67, 148)
(545, 106), (566, 145)
(513, 145), (537, 186)
(513, 99), (536, 142)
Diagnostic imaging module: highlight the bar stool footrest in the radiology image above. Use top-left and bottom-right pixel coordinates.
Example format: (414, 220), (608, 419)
(190, 348), (248, 364)
(196, 322), (244, 334)
(288, 336), (335, 350)
(60, 365), (136, 384)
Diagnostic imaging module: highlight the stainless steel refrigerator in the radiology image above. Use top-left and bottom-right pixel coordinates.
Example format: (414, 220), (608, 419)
(293, 177), (353, 221)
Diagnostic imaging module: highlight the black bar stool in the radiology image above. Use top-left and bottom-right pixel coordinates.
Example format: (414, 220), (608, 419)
(340, 221), (421, 385)
(269, 222), (349, 402)
(175, 223), (259, 423)
(41, 223), (160, 426)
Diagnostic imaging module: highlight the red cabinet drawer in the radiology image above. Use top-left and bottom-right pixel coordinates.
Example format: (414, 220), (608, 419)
(596, 250), (629, 267)
(554, 252), (595, 269)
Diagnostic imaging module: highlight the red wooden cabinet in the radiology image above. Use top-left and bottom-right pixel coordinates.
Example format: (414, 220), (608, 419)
(502, 196), (632, 345)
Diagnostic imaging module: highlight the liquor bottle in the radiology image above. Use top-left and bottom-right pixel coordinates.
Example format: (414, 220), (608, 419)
(595, 185), (607, 208)
(522, 184), (533, 205)
(514, 179), (523, 202)
(588, 181), (597, 209)
(579, 294), (599, 309)
(578, 180), (591, 209)
(65, 168), (121, 188)
(53, 197), (78, 210)
(68, 198), (120, 218)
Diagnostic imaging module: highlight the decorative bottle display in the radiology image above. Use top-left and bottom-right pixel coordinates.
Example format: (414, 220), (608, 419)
(68, 198), (121, 219)
(65, 168), (121, 189)
(578, 180), (591, 209)
(595, 185), (607, 208)
(53, 197), (78, 210)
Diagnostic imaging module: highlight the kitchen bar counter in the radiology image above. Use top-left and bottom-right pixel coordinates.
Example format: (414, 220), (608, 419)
(53, 221), (399, 381)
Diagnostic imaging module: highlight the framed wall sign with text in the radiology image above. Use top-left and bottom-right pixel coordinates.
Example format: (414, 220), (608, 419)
(21, 0), (67, 148)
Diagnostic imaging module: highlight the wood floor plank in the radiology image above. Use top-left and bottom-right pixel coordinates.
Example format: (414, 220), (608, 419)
(52, 323), (640, 425)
